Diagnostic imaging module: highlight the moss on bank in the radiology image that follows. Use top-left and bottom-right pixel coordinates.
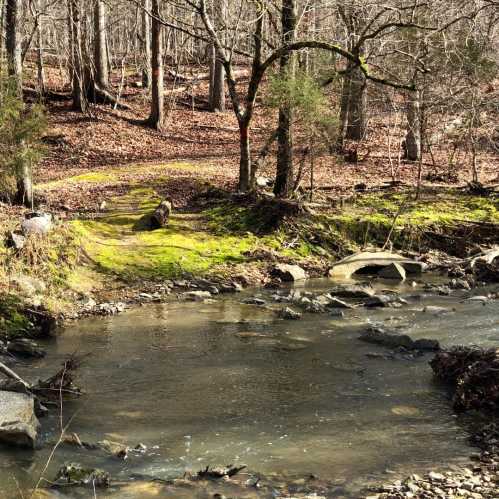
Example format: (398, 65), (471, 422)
(0, 294), (33, 339)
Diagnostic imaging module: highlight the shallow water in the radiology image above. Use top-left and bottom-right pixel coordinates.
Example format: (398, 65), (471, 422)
(1, 278), (498, 498)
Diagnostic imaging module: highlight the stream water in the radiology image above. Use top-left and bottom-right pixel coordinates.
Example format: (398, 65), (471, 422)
(1, 278), (498, 498)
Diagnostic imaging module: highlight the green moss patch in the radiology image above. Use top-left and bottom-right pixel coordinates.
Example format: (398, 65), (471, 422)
(72, 188), (313, 280)
(0, 294), (33, 339)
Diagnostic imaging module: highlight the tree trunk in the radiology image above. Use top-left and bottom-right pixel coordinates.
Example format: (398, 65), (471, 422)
(336, 65), (352, 150)
(36, 3), (46, 95)
(14, 156), (33, 208)
(405, 89), (421, 161)
(345, 65), (366, 141)
(93, 0), (109, 89)
(68, 0), (87, 112)
(238, 121), (251, 192)
(147, 0), (163, 130)
(5, 0), (22, 96)
(141, 0), (151, 88)
(208, 0), (225, 112)
(274, 0), (296, 198)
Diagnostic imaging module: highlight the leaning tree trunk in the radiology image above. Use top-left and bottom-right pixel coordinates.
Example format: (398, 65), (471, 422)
(274, 0), (297, 198)
(93, 0), (109, 89)
(14, 149), (33, 208)
(5, 0), (22, 96)
(141, 0), (151, 88)
(68, 0), (87, 112)
(146, 0), (163, 130)
(345, 65), (366, 141)
(405, 89), (422, 161)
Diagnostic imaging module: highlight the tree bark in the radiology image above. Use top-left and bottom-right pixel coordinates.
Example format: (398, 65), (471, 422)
(345, 65), (366, 141)
(68, 0), (87, 112)
(36, 0), (46, 95)
(274, 0), (297, 198)
(208, 0), (225, 112)
(141, 0), (151, 88)
(14, 154), (33, 208)
(5, 0), (22, 96)
(147, 0), (163, 130)
(93, 0), (109, 89)
(238, 120), (251, 192)
(405, 89), (421, 161)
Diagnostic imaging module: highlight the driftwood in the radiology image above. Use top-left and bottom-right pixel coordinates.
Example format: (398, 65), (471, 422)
(0, 361), (32, 389)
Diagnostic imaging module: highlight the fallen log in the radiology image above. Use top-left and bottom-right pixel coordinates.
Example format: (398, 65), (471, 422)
(0, 361), (32, 390)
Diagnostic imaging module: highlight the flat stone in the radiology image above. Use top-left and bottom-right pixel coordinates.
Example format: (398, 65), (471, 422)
(0, 391), (40, 448)
(330, 285), (375, 299)
(329, 251), (425, 279)
(365, 294), (400, 308)
(272, 263), (307, 282)
(379, 262), (406, 281)
(413, 338), (440, 351)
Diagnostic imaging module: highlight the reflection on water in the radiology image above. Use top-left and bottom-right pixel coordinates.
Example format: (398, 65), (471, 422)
(1, 279), (497, 498)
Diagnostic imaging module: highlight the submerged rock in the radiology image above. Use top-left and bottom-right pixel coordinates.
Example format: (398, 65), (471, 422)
(7, 338), (46, 358)
(360, 326), (440, 351)
(330, 285), (375, 300)
(242, 297), (266, 306)
(54, 463), (110, 487)
(0, 391), (40, 448)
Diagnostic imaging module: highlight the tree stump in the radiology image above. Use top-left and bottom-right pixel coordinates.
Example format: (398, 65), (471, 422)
(151, 199), (172, 228)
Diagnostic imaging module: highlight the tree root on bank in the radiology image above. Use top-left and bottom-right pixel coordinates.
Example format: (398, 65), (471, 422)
(431, 347), (499, 412)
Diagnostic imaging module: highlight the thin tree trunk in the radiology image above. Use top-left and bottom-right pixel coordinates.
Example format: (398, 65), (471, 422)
(36, 14), (46, 95)
(14, 149), (33, 208)
(274, 0), (297, 198)
(141, 0), (151, 88)
(94, 0), (109, 89)
(147, 0), (163, 130)
(68, 0), (87, 112)
(5, 0), (22, 96)
(238, 120), (251, 192)
(405, 89), (421, 161)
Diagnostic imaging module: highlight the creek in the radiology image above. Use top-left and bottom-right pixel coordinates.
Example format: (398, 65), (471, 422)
(1, 278), (498, 498)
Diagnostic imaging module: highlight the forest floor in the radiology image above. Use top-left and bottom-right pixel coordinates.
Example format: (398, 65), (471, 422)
(1, 65), (498, 323)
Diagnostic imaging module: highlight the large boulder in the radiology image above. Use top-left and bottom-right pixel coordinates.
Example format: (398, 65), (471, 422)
(21, 213), (53, 236)
(272, 263), (307, 282)
(0, 391), (40, 448)
(360, 326), (440, 351)
(329, 251), (425, 279)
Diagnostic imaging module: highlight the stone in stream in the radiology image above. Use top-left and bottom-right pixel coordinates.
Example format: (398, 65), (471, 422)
(360, 326), (440, 351)
(241, 297), (266, 306)
(378, 262), (406, 281)
(272, 263), (307, 282)
(364, 294), (401, 308)
(278, 307), (302, 320)
(330, 285), (375, 300)
(183, 290), (212, 301)
(54, 463), (110, 487)
(423, 305), (449, 315)
(0, 391), (40, 448)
